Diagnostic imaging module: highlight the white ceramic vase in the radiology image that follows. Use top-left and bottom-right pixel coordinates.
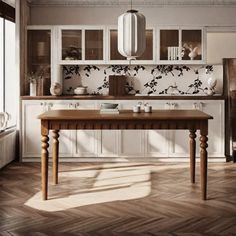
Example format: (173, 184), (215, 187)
(207, 76), (217, 89)
(30, 82), (37, 96)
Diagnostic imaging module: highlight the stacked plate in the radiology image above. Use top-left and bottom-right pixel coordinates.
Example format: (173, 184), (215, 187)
(100, 103), (119, 114)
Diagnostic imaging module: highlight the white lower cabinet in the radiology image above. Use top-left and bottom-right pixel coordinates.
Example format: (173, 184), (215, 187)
(97, 100), (118, 157)
(144, 100), (169, 157)
(169, 101), (194, 158)
(201, 101), (224, 157)
(119, 101), (144, 157)
(48, 101), (74, 157)
(74, 101), (98, 157)
(21, 99), (225, 161)
(22, 100), (74, 158)
(166, 100), (225, 158)
(22, 101), (45, 157)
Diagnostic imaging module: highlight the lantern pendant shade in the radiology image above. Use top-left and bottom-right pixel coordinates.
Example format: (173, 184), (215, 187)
(118, 10), (146, 60)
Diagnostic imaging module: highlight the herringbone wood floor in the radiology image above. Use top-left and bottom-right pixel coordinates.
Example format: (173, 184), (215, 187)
(0, 162), (236, 236)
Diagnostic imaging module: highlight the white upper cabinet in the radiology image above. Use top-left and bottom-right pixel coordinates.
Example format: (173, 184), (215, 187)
(29, 25), (205, 66)
(157, 27), (206, 64)
(207, 32), (236, 65)
(58, 26), (106, 65)
(27, 25), (206, 66)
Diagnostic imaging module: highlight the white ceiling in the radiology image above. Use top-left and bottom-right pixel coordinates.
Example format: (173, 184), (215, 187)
(2, 0), (15, 7)
(28, 0), (236, 7)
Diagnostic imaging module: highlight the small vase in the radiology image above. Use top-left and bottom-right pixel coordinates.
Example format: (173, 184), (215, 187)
(30, 82), (37, 96)
(207, 89), (214, 96)
(188, 51), (198, 60)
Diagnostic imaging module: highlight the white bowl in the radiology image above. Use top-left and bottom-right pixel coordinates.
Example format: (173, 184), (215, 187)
(74, 87), (87, 95)
(101, 103), (118, 109)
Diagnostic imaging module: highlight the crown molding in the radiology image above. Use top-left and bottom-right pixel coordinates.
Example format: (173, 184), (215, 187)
(28, 0), (236, 7)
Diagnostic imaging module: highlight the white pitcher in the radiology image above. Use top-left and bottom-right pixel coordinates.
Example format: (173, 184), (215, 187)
(0, 112), (10, 131)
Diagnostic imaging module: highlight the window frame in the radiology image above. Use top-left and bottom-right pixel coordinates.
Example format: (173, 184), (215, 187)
(0, 15), (16, 129)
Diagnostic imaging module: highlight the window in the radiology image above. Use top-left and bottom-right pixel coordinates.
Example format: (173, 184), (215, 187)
(0, 13), (17, 129)
(0, 18), (3, 112)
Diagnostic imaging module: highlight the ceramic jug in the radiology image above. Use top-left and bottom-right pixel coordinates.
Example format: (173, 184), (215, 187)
(0, 112), (9, 131)
(50, 82), (62, 96)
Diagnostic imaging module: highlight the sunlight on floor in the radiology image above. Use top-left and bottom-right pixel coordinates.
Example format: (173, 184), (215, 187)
(25, 164), (152, 212)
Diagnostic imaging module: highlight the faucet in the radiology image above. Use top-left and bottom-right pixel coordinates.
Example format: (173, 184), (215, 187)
(166, 82), (179, 95)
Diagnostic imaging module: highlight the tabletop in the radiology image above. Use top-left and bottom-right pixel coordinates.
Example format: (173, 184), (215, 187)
(38, 109), (213, 121)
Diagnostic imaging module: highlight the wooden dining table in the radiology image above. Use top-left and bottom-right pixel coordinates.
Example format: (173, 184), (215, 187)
(38, 109), (213, 201)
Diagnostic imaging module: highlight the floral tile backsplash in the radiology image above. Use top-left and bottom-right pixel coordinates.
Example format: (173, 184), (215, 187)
(62, 64), (223, 96)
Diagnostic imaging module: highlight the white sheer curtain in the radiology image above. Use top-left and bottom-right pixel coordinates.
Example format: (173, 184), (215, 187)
(0, 17), (17, 129)
(4, 19), (16, 128)
(0, 18), (3, 113)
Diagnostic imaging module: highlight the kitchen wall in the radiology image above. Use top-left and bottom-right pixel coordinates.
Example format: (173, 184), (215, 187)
(30, 5), (236, 26)
(29, 3), (235, 96)
(62, 64), (223, 96)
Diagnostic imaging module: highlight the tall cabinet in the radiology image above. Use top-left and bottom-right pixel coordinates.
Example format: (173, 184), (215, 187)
(26, 26), (54, 96)
(223, 58), (236, 162)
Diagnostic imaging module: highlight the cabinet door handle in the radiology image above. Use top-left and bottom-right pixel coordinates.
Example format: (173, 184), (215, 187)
(165, 102), (170, 109)
(193, 102), (204, 110)
(193, 102), (198, 109)
(75, 103), (80, 109)
(170, 103), (177, 109)
(40, 102), (48, 112)
(47, 103), (53, 111)
(40, 102), (47, 106)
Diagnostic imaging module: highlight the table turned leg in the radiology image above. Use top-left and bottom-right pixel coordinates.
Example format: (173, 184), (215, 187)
(41, 134), (49, 200)
(189, 129), (196, 183)
(52, 130), (60, 185)
(200, 132), (208, 200)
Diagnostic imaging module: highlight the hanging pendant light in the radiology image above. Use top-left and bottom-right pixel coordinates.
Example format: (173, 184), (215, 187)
(118, 0), (146, 60)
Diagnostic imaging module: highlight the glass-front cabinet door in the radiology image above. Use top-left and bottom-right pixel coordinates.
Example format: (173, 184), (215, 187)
(27, 28), (52, 95)
(158, 27), (205, 64)
(136, 29), (154, 61)
(85, 30), (103, 60)
(108, 28), (155, 64)
(109, 29), (126, 61)
(159, 29), (179, 62)
(59, 27), (105, 64)
(181, 29), (202, 61)
(61, 29), (82, 60)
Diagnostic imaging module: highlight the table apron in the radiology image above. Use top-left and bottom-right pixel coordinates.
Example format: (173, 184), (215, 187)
(42, 119), (208, 131)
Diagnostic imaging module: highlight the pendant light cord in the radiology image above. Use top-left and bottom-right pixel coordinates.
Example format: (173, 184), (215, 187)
(131, 0), (132, 10)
